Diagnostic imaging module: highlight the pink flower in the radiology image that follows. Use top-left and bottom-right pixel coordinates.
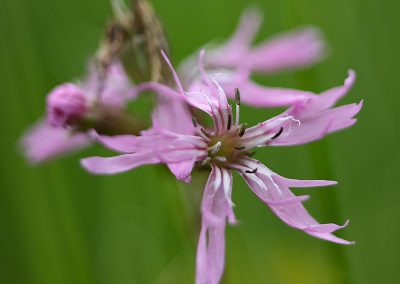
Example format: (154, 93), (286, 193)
(81, 55), (361, 284)
(178, 8), (325, 108)
(21, 62), (136, 163)
(180, 8), (326, 75)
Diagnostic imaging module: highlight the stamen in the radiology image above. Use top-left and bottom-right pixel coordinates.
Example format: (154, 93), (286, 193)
(200, 157), (212, 166)
(238, 123), (247, 137)
(245, 168), (258, 174)
(235, 88), (240, 126)
(214, 156), (227, 163)
(235, 88), (241, 105)
(271, 127), (284, 140)
(247, 151), (256, 157)
(234, 145), (245, 150)
(227, 113), (232, 130)
(192, 117), (198, 128)
(209, 141), (222, 155)
(197, 130), (210, 141)
(200, 128), (211, 138)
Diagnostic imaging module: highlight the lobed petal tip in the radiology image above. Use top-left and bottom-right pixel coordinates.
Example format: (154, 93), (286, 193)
(299, 195), (311, 202)
(80, 156), (117, 175)
(87, 129), (99, 140)
(357, 99), (364, 109)
(160, 49), (167, 58)
(325, 180), (338, 186)
(297, 26), (323, 38)
(351, 100), (364, 117)
(346, 69), (357, 86)
(337, 239), (356, 245)
(80, 157), (93, 171)
(240, 6), (263, 28)
(181, 175), (192, 183)
(80, 156), (110, 175)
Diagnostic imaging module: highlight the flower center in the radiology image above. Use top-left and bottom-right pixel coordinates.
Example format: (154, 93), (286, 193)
(194, 88), (253, 167)
(204, 122), (248, 166)
(208, 132), (236, 157)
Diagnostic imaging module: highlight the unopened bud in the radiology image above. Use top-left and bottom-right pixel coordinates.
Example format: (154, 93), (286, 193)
(46, 83), (88, 128)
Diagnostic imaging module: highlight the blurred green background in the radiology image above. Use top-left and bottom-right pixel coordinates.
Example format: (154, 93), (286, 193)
(1, 0), (399, 283)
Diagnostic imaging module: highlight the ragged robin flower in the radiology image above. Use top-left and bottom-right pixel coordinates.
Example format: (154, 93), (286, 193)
(81, 52), (362, 284)
(179, 8), (326, 108)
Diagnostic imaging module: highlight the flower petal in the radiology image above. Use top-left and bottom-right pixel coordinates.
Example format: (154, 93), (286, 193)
(21, 121), (90, 163)
(167, 160), (195, 183)
(82, 62), (135, 107)
(239, 158), (354, 245)
(80, 152), (160, 175)
(207, 7), (262, 66)
(92, 133), (145, 153)
(281, 178), (337, 188)
(243, 71), (361, 147)
(220, 75), (312, 108)
(292, 70), (356, 116)
(152, 96), (194, 135)
(202, 14), (325, 74)
(179, 8), (261, 77)
(155, 134), (206, 180)
(304, 220), (350, 233)
(248, 27), (326, 73)
(133, 81), (182, 101)
(196, 166), (235, 284)
(270, 100), (363, 146)
(136, 53), (217, 115)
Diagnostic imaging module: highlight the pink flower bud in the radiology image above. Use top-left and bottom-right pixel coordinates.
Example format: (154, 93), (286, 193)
(47, 83), (88, 128)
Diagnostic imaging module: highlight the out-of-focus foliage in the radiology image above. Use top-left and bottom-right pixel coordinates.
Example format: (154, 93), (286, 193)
(0, 0), (399, 283)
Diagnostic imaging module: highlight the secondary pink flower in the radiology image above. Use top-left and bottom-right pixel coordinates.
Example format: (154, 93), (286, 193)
(21, 62), (136, 163)
(177, 8), (326, 109)
(81, 55), (361, 284)
(181, 7), (326, 74)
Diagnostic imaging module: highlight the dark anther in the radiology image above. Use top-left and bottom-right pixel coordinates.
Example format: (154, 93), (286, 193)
(247, 151), (256, 157)
(238, 123), (247, 137)
(200, 128), (211, 138)
(192, 117), (198, 128)
(227, 113), (232, 130)
(235, 145), (245, 150)
(235, 88), (241, 105)
(271, 127), (284, 140)
(245, 168), (258, 174)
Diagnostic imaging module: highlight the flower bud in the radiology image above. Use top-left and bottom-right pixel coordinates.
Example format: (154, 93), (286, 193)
(46, 83), (88, 128)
